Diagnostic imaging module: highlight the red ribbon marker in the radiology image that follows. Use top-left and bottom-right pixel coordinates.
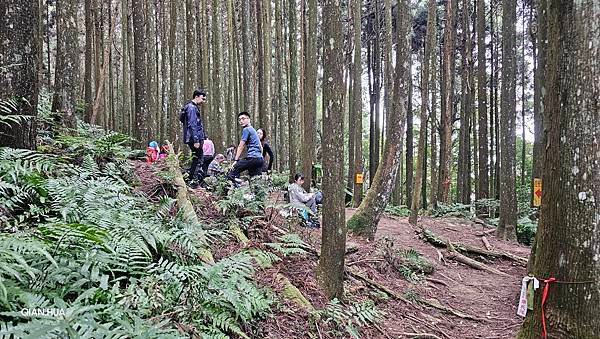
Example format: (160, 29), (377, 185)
(541, 277), (556, 339)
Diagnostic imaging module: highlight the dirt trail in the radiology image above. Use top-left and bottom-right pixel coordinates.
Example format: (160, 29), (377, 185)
(263, 191), (529, 338)
(342, 208), (528, 339)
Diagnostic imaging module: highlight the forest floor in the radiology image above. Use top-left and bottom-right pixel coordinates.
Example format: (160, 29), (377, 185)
(262, 191), (529, 339)
(134, 161), (529, 339)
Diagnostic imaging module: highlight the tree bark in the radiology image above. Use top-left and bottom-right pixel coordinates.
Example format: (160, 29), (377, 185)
(288, 0), (299, 181)
(477, 0), (489, 200)
(438, 0), (457, 204)
(369, 0), (382, 182)
(410, 0), (436, 225)
(0, 0), (39, 149)
(52, 0), (79, 129)
(347, 0), (409, 240)
(211, 0), (223, 149)
(241, 0), (253, 113)
(84, 0), (94, 123)
(317, 0), (346, 300)
(429, 18), (439, 210)
(496, 0), (517, 240)
(530, 0), (545, 207)
(301, 0), (317, 191)
(132, 0), (149, 147)
(352, 0), (364, 207)
(405, 54), (414, 207)
(457, 0), (473, 204)
(517, 0), (599, 335)
(90, 3), (118, 126)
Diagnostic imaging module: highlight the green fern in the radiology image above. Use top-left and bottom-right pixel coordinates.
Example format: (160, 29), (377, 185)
(0, 98), (34, 128)
(316, 299), (382, 339)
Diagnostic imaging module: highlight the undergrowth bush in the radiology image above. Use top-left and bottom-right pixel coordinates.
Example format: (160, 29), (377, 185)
(384, 204), (411, 217)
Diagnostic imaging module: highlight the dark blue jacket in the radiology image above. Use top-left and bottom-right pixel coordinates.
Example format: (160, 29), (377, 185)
(181, 102), (205, 144)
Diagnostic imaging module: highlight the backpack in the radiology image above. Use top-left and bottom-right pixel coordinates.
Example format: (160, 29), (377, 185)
(179, 105), (187, 124)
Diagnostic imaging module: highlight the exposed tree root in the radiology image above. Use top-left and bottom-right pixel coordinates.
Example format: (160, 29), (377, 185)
(346, 268), (411, 304)
(422, 228), (527, 266)
(165, 142), (214, 264)
(425, 277), (449, 286)
(399, 332), (443, 339)
(481, 236), (493, 251)
(346, 268), (480, 321)
(445, 243), (511, 277)
(471, 217), (496, 229)
(419, 297), (482, 321)
(276, 273), (315, 311)
(228, 221), (249, 244)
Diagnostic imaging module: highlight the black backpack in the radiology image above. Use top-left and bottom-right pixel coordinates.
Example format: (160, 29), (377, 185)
(179, 105), (187, 124)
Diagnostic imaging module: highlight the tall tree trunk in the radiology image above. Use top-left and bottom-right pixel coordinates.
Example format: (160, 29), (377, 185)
(457, 0), (473, 204)
(530, 0), (545, 207)
(410, 0), (436, 225)
(493, 2), (500, 200)
(288, 0), (299, 180)
(263, 0), (272, 137)
(520, 1), (527, 188)
(132, 0), (149, 147)
(301, 0), (317, 191)
(391, 0), (402, 206)
(0, 0), (39, 149)
(369, 0), (382, 182)
(527, 0), (546, 273)
(317, 0), (346, 301)
(517, 0), (599, 335)
(52, 0), (79, 129)
(347, 63), (355, 191)
(90, 3), (118, 126)
(347, 0), (409, 240)
(168, 0), (178, 143)
(159, 0), (168, 140)
(489, 0), (496, 199)
(275, 0), (286, 171)
(241, 0), (252, 112)
(429, 17), (439, 209)
(438, 0), (457, 203)
(477, 0), (489, 199)
(184, 0), (195, 103)
(256, 0), (265, 128)
(352, 0), (364, 207)
(405, 54), (414, 207)
(146, 0), (158, 139)
(84, 0), (94, 123)
(496, 0), (517, 240)
(211, 0), (223, 149)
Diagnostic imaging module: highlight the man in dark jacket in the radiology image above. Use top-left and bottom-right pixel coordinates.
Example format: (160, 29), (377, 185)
(181, 89), (207, 183)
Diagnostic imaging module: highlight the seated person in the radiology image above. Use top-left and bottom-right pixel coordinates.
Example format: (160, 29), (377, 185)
(146, 141), (160, 163)
(207, 154), (226, 176)
(288, 173), (323, 214)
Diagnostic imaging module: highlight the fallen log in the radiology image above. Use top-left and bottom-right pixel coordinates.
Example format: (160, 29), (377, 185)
(165, 142), (214, 264)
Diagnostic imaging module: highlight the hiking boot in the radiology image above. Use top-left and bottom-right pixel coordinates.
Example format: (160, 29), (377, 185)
(187, 179), (200, 189)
